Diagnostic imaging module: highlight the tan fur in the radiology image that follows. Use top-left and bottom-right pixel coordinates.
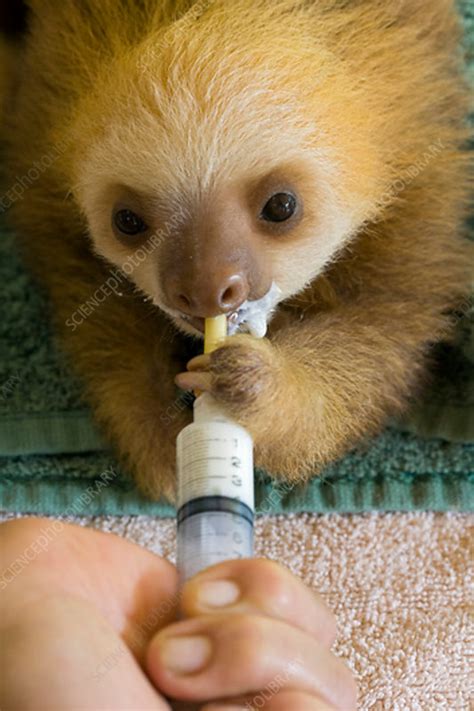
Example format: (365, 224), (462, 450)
(0, 37), (7, 117)
(0, 36), (15, 121)
(1, 0), (472, 499)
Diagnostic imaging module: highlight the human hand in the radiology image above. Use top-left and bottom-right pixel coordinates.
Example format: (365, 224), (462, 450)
(0, 518), (357, 710)
(148, 558), (357, 710)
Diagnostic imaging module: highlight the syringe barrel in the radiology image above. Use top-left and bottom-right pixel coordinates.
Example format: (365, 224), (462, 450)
(176, 394), (254, 583)
(177, 498), (254, 582)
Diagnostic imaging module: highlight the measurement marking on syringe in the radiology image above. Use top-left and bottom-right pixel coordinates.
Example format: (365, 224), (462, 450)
(185, 456), (228, 466)
(180, 441), (233, 453)
(186, 475), (228, 483)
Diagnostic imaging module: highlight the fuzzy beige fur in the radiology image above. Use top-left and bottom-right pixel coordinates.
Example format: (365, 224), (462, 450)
(1, 0), (472, 500)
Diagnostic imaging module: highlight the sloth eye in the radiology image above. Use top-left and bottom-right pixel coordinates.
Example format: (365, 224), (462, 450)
(113, 209), (148, 236)
(261, 192), (297, 223)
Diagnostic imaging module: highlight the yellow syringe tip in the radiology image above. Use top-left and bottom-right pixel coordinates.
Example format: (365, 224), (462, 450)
(204, 315), (227, 354)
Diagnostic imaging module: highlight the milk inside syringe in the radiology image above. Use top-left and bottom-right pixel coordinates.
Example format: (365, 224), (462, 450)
(176, 283), (281, 582)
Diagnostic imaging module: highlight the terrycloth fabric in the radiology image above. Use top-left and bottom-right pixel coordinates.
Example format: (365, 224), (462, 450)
(1, 429), (473, 516)
(2, 510), (472, 711)
(0, 2), (473, 515)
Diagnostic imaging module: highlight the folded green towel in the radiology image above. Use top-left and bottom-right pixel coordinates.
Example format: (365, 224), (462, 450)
(0, 1), (473, 515)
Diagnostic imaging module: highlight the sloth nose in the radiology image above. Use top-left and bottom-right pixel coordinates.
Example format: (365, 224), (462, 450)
(171, 271), (249, 317)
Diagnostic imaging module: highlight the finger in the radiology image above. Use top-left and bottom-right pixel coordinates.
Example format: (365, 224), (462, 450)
(187, 354), (211, 371)
(2, 592), (169, 710)
(175, 371), (213, 392)
(1, 518), (179, 659)
(146, 613), (357, 711)
(180, 558), (336, 647)
(203, 690), (340, 710)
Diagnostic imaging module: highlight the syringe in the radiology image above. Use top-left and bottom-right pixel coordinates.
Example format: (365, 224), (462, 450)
(176, 315), (254, 583)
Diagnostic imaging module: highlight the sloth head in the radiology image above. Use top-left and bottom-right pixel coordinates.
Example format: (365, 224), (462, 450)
(69, 4), (388, 336)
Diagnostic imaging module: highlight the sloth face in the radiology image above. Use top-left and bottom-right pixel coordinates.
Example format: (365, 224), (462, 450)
(107, 179), (301, 335)
(71, 23), (385, 337)
(77, 149), (362, 337)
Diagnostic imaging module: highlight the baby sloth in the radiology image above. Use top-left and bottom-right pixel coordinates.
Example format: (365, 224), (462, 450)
(2, 0), (472, 500)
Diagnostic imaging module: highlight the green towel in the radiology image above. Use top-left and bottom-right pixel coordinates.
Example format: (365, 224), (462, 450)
(0, 1), (473, 515)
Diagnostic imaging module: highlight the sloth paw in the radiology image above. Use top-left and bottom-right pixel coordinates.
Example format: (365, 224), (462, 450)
(176, 334), (281, 419)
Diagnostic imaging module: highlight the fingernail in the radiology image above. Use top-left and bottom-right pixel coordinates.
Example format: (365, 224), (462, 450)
(197, 580), (240, 608)
(160, 635), (212, 674)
